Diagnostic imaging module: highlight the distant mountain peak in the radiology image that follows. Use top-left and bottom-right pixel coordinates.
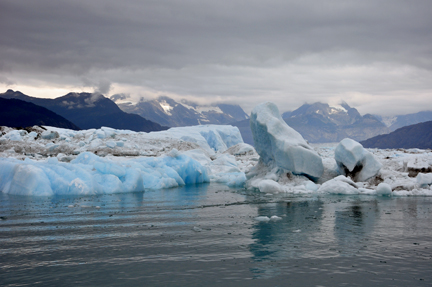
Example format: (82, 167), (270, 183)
(117, 96), (249, 127)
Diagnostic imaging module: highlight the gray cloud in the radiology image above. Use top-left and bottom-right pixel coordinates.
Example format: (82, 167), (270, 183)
(0, 0), (431, 116)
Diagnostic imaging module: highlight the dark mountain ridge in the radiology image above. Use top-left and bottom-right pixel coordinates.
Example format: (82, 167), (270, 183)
(1, 90), (167, 132)
(0, 97), (80, 130)
(361, 121), (432, 149)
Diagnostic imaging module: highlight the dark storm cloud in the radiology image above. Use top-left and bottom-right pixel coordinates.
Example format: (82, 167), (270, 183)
(1, 0), (432, 115)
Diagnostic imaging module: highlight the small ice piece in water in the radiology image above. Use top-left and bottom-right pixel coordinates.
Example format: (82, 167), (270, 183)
(335, 138), (382, 182)
(192, 226), (203, 232)
(270, 215), (282, 221)
(250, 102), (324, 180)
(255, 216), (271, 222)
(257, 179), (283, 193)
(292, 229), (301, 233)
(317, 175), (359, 195)
(376, 182), (392, 196)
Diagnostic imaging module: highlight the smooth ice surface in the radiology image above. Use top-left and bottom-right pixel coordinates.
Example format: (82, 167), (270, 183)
(250, 102), (323, 180)
(335, 138), (382, 182)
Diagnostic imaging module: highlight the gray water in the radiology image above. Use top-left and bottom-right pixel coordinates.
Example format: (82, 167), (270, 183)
(1, 184), (431, 286)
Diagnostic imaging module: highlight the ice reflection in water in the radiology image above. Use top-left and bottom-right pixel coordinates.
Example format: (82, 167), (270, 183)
(0, 185), (431, 286)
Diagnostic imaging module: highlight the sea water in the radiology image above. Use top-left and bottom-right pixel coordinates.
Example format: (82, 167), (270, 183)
(0, 184), (431, 286)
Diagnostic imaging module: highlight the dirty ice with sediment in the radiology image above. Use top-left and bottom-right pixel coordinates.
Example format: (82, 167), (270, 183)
(1, 102), (432, 197)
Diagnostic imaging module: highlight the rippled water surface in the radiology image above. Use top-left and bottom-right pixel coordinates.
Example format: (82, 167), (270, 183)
(1, 184), (431, 286)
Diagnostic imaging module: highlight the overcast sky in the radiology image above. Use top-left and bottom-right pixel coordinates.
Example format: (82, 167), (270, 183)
(1, 0), (431, 116)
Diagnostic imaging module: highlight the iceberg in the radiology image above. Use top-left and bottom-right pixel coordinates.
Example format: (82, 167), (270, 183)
(335, 138), (382, 182)
(0, 150), (210, 196)
(317, 175), (360, 195)
(250, 102), (324, 180)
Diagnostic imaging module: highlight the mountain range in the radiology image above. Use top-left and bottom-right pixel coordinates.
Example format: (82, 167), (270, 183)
(2, 88), (431, 148)
(233, 102), (389, 144)
(0, 90), (167, 132)
(115, 96), (249, 127)
(0, 97), (80, 130)
(361, 121), (432, 149)
(374, 111), (432, 132)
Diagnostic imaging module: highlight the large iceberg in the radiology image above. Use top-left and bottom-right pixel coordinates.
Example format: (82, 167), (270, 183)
(0, 150), (210, 196)
(335, 138), (382, 182)
(0, 125), (249, 196)
(250, 102), (324, 180)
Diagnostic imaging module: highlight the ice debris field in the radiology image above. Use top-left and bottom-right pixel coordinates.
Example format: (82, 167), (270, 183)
(1, 102), (432, 197)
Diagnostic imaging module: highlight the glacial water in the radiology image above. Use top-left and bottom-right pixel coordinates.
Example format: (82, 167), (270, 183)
(1, 184), (431, 286)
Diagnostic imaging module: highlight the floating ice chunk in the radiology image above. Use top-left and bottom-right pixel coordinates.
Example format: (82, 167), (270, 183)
(317, 175), (359, 195)
(0, 151), (209, 196)
(41, 130), (59, 140)
(270, 215), (282, 221)
(376, 183), (392, 196)
(416, 173), (432, 188)
(192, 226), (203, 232)
(257, 179), (284, 193)
(335, 138), (382, 182)
(116, 141), (124, 147)
(250, 102), (324, 180)
(255, 216), (270, 222)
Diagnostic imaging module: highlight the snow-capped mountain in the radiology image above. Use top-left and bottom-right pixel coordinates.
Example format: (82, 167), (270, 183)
(115, 96), (249, 127)
(283, 102), (389, 143)
(232, 101), (389, 144)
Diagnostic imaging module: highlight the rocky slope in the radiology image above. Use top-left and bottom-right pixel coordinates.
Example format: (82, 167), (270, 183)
(361, 121), (432, 149)
(0, 98), (80, 130)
